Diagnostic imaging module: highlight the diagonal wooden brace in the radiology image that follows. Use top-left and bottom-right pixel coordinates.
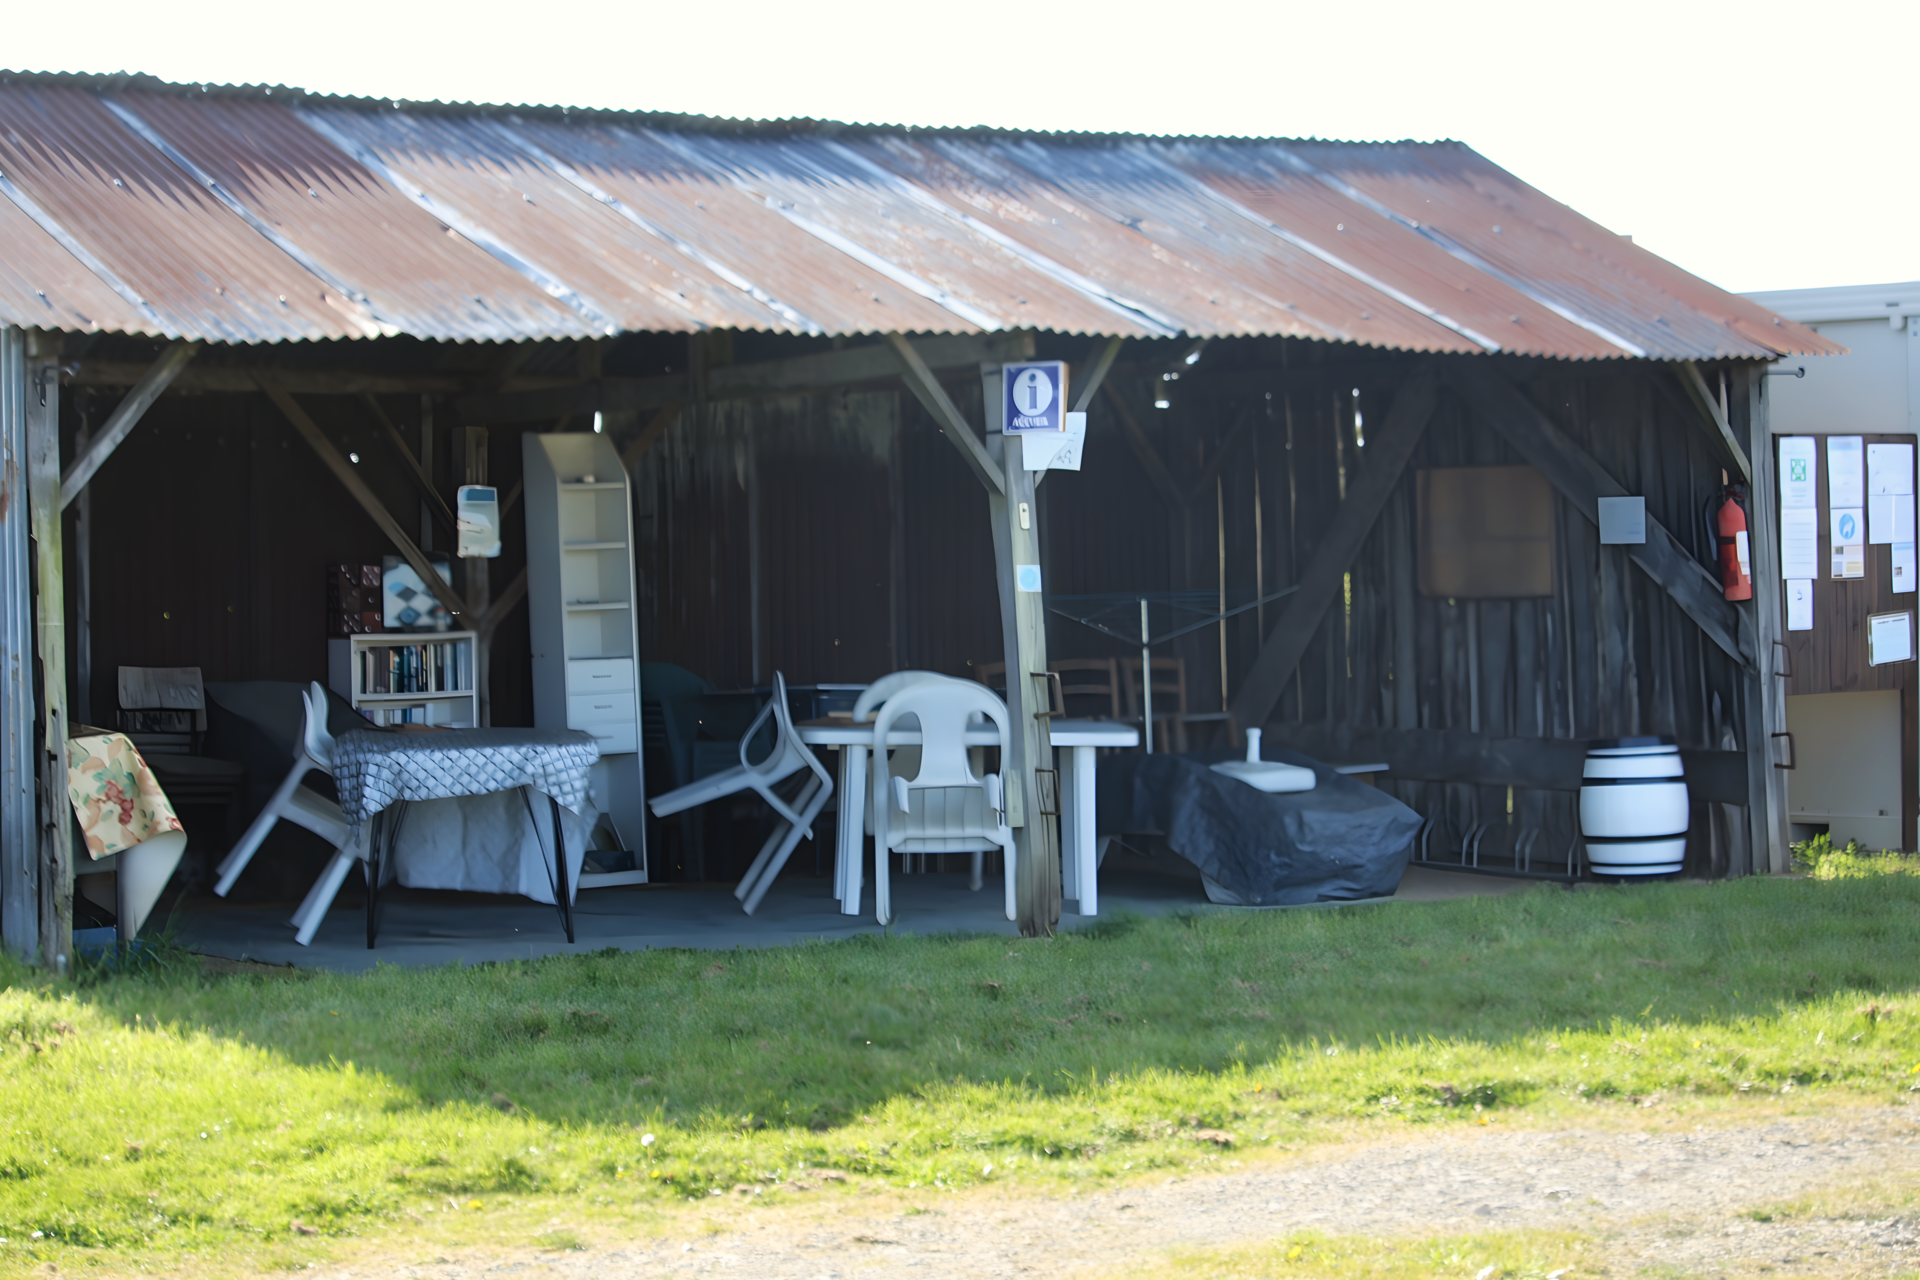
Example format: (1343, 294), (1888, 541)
(1447, 361), (1754, 671)
(1228, 370), (1440, 730)
(258, 375), (472, 621)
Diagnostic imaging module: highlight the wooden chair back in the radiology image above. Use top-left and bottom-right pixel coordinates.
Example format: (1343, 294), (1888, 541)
(1049, 657), (1121, 720)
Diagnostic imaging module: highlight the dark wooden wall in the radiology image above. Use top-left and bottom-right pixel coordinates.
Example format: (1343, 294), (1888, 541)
(62, 386), (535, 729)
(63, 336), (1765, 887)
(629, 343), (1761, 878)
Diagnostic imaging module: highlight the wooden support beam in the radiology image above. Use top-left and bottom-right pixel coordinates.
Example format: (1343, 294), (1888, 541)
(257, 377), (472, 621)
(1676, 361), (1752, 485)
(0, 329), (36, 962)
(886, 333), (1005, 495)
(619, 403), (684, 469)
(358, 393), (457, 532)
(26, 347), (72, 970)
(463, 333), (1031, 425)
(71, 364), (509, 396)
(59, 341), (198, 509)
(1071, 336), (1125, 413)
(1228, 371), (1440, 731)
(1100, 381), (1188, 511)
(1446, 361), (1755, 670)
(979, 367), (1060, 937)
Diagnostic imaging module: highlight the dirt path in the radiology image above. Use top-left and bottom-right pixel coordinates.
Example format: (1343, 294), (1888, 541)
(319, 1109), (1920, 1279)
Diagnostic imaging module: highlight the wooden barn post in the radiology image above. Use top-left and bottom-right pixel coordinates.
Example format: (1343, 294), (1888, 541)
(25, 332), (71, 969)
(0, 329), (37, 962)
(1740, 364), (1792, 871)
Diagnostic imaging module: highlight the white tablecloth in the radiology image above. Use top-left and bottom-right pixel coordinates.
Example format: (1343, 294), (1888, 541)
(333, 728), (600, 905)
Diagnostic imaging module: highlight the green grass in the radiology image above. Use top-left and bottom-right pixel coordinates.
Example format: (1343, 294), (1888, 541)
(3, 871), (1919, 1275)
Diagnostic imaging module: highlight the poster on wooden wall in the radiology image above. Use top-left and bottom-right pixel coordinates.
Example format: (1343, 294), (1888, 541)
(1831, 507), (1865, 579)
(1828, 436), (1865, 507)
(1868, 610), (1914, 665)
(1787, 579), (1814, 630)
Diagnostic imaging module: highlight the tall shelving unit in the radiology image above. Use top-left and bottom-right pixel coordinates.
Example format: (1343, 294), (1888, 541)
(524, 433), (648, 886)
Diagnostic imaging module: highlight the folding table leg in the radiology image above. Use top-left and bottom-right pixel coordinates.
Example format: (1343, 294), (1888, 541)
(365, 810), (383, 950)
(837, 745), (867, 916)
(551, 793), (574, 944)
(366, 802), (408, 950)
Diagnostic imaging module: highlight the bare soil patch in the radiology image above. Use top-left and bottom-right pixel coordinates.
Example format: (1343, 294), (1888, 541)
(307, 1107), (1920, 1278)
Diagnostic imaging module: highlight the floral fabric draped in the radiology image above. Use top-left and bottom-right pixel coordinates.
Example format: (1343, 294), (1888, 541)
(66, 732), (185, 859)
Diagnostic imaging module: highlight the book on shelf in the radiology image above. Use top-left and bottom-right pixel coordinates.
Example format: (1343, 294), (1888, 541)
(354, 638), (472, 698)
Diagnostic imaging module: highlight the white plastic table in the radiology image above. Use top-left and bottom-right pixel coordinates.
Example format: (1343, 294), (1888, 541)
(797, 718), (1138, 917)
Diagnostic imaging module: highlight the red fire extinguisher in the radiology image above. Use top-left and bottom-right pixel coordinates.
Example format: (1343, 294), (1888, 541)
(1711, 471), (1753, 601)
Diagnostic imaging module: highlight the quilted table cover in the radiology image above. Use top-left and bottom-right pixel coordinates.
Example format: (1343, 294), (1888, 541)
(333, 728), (600, 829)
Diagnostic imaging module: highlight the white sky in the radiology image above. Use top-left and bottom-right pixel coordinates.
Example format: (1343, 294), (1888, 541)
(8, 0), (1914, 294)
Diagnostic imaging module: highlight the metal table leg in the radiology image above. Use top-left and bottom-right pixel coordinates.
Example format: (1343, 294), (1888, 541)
(522, 786), (576, 943)
(551, 792), (574, 944)
(365, 801), (409, 950)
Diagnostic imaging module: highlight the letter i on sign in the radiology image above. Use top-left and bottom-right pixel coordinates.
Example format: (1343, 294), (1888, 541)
(1001, 361), (1067, 433)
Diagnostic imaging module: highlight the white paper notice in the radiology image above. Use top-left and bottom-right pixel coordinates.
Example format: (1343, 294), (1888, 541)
(1786, 579), (1814, 631)
(1867, 442), (1914, 496)
(1780, 506), (1820, 579)
(1778, 437), (1817, 509)
(1898, 494), (1916, 542)
(1870, 494), (1896, 544)
(1894, 545), (1917, 595)
(1022, 410), (1087, 472)
(1828, 436), (1865, 509)
(1832, 507), (1866, 578)
(1869, 611), (1914, 665)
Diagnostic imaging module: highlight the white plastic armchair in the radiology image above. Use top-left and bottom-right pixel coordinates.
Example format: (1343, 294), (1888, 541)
(870, 679), (1015, 926)
(211, 683), (370, 945)
(648, 671), (833, 914)
(214, 683), (354, 894)
(849, 670), (978, 833)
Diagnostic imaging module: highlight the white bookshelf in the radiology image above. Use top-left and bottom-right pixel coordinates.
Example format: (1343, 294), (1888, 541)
(328, 631), (478, 728)
(524, 433), (648, 886)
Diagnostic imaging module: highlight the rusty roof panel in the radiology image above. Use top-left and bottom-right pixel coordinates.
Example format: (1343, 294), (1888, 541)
(504, 118), (971, 335)
(0, 191), (156, 334)
(1281, 140), (1838, 360)
(299, 106), (803, 336)
(121, 94), (595, 342)
(0, 76), (1840, 360)
(964, 136), (1479, 349)
(0, 84), (354, 342)
(1165, 140), (1622, 358)
(662, 132), (1138, 336)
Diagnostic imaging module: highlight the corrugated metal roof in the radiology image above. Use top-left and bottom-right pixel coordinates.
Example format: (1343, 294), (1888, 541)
(0, 72), (1839, 359)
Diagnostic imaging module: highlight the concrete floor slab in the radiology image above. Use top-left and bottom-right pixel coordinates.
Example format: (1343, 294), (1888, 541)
(167, 860), (1554, 973)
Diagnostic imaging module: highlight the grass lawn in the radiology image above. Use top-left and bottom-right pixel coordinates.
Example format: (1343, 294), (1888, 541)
(2, 863), (1918, 1276)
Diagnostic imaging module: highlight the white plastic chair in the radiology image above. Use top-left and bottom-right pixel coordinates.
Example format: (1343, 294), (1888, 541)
(871, 680), (1015, 926)
(648, 671), (833, 914)
(211, 683), (369, 944)
(851, 670), (977, 821)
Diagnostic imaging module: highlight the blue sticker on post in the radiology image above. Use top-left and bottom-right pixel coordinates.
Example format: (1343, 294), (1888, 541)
(1003, 361), (1067, 433)
(1015, 565), (1043, 593)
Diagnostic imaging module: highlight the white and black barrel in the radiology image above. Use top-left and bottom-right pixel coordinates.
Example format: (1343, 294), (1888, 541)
(1580, 737), (1688, 876)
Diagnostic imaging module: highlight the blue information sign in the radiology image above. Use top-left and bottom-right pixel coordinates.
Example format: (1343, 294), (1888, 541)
(1003, 361), (1067, 433)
